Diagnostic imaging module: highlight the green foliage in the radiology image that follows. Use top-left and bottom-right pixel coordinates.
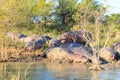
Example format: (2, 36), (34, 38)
(0, 0), (119, 49)
(55, 0), (77, 25)
(106, 14), (120, 24)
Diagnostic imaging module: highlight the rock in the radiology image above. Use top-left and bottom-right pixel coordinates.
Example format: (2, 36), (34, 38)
(57, 30), (92, 45)
(99, 47), (116, 63)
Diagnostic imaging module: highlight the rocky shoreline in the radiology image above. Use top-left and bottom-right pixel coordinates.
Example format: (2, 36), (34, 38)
(0, 48), (120, 68)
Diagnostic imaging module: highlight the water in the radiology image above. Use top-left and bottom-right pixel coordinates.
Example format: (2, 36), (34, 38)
(0, 62), (120, 80)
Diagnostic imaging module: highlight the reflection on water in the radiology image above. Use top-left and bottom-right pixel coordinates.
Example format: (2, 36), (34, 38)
(0, 62), (120, 80)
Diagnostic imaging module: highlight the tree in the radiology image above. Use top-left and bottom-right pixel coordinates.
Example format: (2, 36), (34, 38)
(72, 0), (109, 70)
(72, 0), (106, 30)
(106, 13), (120, 24)
(30, 0), (55, 33)
(55, 0), (78, 26)
(0, 0), (33, 59)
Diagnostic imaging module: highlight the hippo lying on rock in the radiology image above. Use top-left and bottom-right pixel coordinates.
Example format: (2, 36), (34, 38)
(41, 43), (93, 63)
(57, 30), (92, 45)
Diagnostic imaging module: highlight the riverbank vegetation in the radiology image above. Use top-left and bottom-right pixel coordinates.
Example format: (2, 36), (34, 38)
(0, 0), (120, 70)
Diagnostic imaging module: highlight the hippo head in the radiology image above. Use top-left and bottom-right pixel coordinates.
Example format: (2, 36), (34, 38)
(57, 33), (67, 40)
(49, 38), (62, 47)
(42, 36), (52, 44)
(17, 34), (27, 38)
(57, 33), (68, 44)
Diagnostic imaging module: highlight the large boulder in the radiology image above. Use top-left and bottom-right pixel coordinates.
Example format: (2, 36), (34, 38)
(99, 47), (116, 62)
(57, 30), (92, 45)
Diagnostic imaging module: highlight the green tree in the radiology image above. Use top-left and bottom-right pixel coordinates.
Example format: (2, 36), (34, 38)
(106, 13), (120, 24)
(0, 0), (34, 59)
(72, 0), (106, 30)
(30, 0), (54, 33)
(55, 0), (78, 29)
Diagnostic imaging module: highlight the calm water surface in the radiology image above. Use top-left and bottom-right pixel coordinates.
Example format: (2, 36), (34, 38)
(0, 62), (120, 80)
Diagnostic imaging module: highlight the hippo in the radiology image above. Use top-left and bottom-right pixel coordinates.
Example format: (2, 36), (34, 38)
(7, 32), (26, 40)
(42, 36), (52, 44)
(99, 47), (116, 63)
(43, 47), (90, 63)
(20, 35), (51, 43)
(41, 43), (93, 63)
(113, 42), (120, 57)
(57, 30), (92, 45)
(60, 43), (93, 60)
(19, 35), (42, 43)
(23, 40), (44, 51)
(49, 38), (61, 47)
(110, 42), (120, 60)
(23, 36), (51, 51)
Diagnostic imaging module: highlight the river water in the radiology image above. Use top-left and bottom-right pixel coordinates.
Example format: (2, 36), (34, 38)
(0, 62), (120, 80)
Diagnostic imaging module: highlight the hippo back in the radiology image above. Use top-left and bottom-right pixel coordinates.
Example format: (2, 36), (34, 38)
(49, 38), (61, 47)
(57, 30), (92, 45)
(99, 47), (116, 62)
(60, 43), (93, 60)
(24, 40), (43, 51)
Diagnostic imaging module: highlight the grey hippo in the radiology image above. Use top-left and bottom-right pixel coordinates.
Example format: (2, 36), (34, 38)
(41, 43), (93, 63)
